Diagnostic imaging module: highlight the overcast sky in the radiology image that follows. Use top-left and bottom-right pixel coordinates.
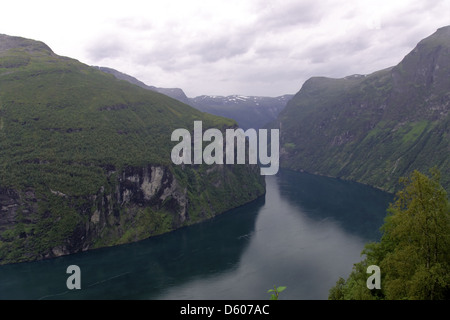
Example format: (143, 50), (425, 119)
(1, 0), (449, 97)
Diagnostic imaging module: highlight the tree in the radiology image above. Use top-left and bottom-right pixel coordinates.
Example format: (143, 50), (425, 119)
(380, 168), (450, 299)
(329, 169), (450, 300)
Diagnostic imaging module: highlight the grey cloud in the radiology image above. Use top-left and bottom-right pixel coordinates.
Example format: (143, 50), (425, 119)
(121, 24), (255, 68)
(86, 36), (127, 61)
(189, 35), (252, 63)
(297, 33), (372, 65)
(81, 1), (450, 98)
(134, 49), (195, 72)
(240, 67), (306, 84)
(175, 1), (328, 65)
(253, 42), (289, 59)
(255, 0), (327, 31)
(134, 43), (174, 65)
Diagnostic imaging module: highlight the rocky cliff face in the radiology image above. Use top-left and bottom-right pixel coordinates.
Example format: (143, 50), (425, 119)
(0, 34), (265, 265)
(0, 163), (264, 264)
(87, 165), (188, 249)
(271, 26), (450, 192)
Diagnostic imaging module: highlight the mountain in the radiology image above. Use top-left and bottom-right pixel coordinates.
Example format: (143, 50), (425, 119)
(94, 66), (191, 105)
(271, 26), (450, 192)
(95, 66), (293, 130)
(0, 34), (265, 265)
(190, 94), (293, 130)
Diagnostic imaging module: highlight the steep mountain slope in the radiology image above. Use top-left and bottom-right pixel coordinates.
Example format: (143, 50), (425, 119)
(272, 26), (450, 192)
(0, 34), (265, 264)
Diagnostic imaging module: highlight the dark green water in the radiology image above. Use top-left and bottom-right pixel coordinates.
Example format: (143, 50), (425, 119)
(0, 169), (393, 300)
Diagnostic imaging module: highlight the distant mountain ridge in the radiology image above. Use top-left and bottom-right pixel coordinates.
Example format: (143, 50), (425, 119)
(190, 94), (293, 130)
(271, 26), (450, 192)
(96, 66), (293, 130)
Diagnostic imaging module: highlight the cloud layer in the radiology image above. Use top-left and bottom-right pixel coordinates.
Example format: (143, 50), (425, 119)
(1, 0), (449, 97)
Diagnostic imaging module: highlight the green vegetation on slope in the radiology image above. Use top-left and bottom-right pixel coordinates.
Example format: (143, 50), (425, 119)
(272, 26), (450, 192)
(0, 34), (265, 264)
(329, 169), (450, 300)
(0, 40), (234, 194)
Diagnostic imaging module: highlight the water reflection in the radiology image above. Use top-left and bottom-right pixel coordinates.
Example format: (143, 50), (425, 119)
(0, 169), (392, 300)
(276, 170), (393, 241)
(158, 172), (392, 300)
(0, 197), (264, 300)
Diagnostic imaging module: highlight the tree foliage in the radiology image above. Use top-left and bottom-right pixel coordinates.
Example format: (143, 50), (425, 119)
(329, 169), (450, 300)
